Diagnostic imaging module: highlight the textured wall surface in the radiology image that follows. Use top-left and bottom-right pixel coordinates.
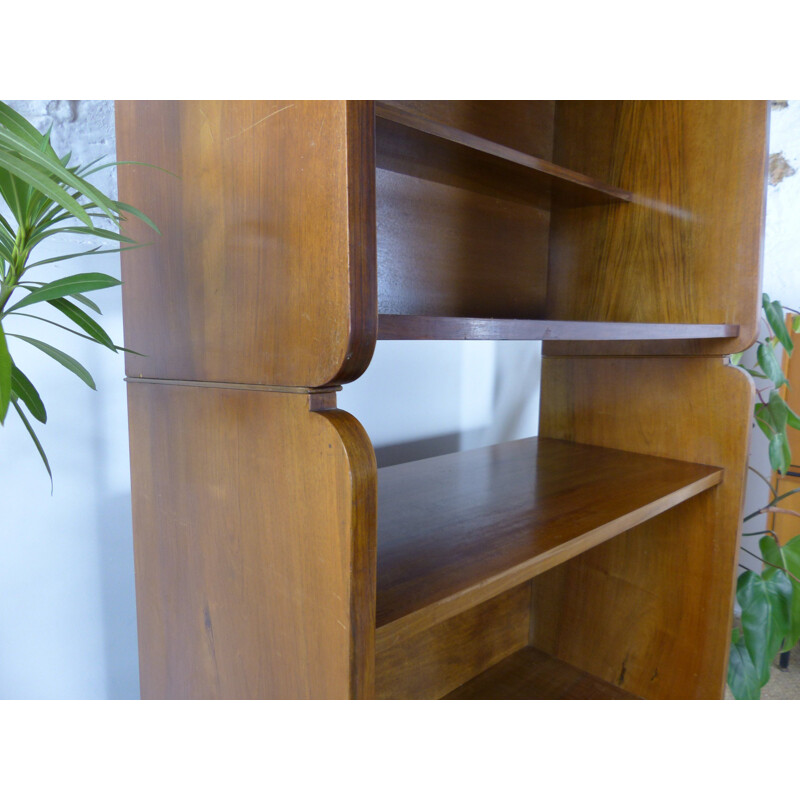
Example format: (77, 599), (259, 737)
(0, 100), (139, 698)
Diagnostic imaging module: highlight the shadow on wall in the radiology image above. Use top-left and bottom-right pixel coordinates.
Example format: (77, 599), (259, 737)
(96, 492), (140, 699)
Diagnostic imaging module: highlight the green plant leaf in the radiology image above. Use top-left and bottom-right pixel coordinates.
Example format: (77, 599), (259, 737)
(0, 126), (117, 224)
(769, 432), (790, 474)
(47, 297), (116, 351)
(11, 363), (46, 422)
(0, 320), (11, 424)
(793, 316), (800, 334)
(768, 389), (789, 434)
(10, 397), (52, 490)
(6, 272), (121, 313)
(737, 568), (792, 686)
(754, 403), (774, 437)
(9, 334), (95, 389)
(787, 402), (800, 432)
(764, 293), (794, 354)
(730, 352), (744, 366)
(0, 148), (92, 227)
(757, 342), (788, 388)
(728, 627), (762, 699)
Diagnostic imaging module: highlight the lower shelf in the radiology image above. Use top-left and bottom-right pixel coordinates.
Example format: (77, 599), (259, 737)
(443, 646), (641, 700)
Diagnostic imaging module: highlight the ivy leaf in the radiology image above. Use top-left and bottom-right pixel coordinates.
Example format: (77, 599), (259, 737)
(769, 432), (790, 475)
(728, 628), (762, 700)
(768, 390), (790, 435)
(738, 568), (792, 686)
(764, 293), (793, 354)
(758, 342), (788, 389)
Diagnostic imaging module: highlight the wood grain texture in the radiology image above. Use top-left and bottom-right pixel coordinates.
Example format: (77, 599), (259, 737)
(115, 101), (376, 388)
(544, 101), (768, 357)
(377, 168), (551, 319)
(127, 383), (376, 699)
(376, 103), (631, 207)
(379, 101), (556, 161)
(377, 314), (738, 341)
(443, 646), (640, 700)
(375, 437), (722, 650)
(375, 585), (531, 700)
(534, 357), (753, 699)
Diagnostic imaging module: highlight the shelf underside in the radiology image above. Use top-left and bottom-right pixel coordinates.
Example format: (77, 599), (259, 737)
(376, 102), (632, 208)
(375, 437), (723, 646)
(443, 646), (641, 700)
(377, 315), (740, 341)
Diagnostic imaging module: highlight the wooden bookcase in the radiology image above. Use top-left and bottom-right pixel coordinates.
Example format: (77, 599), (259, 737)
(116, 101), (767, 699)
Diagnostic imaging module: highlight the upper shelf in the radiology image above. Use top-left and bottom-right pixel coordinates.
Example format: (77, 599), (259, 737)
(375, 437), (723, 648)
(377, 314), (740, 341)
(375, 102), (633, 208)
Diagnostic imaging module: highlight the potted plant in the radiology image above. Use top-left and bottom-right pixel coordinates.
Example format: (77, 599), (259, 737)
(0, 101), (158, 486)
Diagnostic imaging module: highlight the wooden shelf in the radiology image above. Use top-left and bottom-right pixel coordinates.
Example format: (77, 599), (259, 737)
(378, 314), (740, 341)
(376, 102), (633, 208)
(375, 437), (722, 647)
(443, 646), (641, 700)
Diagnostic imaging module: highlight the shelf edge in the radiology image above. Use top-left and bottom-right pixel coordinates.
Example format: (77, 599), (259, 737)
(375, 466), (723, 651)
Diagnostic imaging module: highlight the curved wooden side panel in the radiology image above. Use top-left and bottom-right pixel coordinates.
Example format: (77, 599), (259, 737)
(116, 100), (377, 388)
(127, 383), (376, 699)
(534, 357), (753, 699)
(545, 101), (767, 357)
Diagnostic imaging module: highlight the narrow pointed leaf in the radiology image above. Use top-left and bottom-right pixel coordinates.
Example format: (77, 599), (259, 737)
(0, 321), (11, 423)
(7, 272), (121, 312)
(0, 127), (117, 223)
(47, 297), (116, 351)
(0, 149), (92, 226)
(11, 363), (46, 422)
(112, 200), (161, 234)
(9, 334), (95, 389)
(11, 397), (52, 489)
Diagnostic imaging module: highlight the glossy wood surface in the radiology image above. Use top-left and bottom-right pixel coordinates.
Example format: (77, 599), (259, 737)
(379, 101), (556, 160)
(116, 101), (376, 388)
(376, 103), (632, 207)
(375, 585), (530, 700)
(443, 646), (640, 700)
(534, 357), (753, 699)
(127, 384), (376, 699)
(376, 437), (722, 649)
(378, 314), (738, 341)
(377, 168), (551, 319)
(545, 101), (768, 356)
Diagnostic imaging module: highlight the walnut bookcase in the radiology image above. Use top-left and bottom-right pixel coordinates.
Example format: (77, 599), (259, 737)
(116, 101), (767, 699)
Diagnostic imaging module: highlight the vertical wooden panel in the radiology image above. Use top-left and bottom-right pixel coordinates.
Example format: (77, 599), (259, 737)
(127, 383), (376, 699)
(534, 357), (753, 698)
(545, 101), (767, 356)
(115, 100), (376, 388)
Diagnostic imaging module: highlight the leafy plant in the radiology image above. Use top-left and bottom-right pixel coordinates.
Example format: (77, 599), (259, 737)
(0, 101), (158, 487)
(728, 293), (800, 698)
